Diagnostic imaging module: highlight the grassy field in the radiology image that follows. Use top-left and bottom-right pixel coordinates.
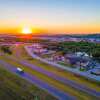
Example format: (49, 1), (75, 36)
(0, 66), (57, 100)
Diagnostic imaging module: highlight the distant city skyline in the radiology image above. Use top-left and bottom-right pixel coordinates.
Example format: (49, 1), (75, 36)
(0, 0), (100, 34)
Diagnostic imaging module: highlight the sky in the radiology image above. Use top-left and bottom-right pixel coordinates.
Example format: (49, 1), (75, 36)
(0, 0), (100, 34)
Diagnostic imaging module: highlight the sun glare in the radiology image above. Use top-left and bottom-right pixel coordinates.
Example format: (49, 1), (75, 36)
(22, 27), (32, 34)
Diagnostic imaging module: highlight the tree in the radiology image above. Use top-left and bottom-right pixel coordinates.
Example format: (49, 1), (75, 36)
(1, 46), (12, 55)
(92, 51), (100, 62)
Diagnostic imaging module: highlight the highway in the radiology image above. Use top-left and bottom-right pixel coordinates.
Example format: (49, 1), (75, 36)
(0, 60), (75, 100)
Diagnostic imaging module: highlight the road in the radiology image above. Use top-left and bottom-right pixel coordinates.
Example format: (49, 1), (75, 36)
(0, 60), (75, 100)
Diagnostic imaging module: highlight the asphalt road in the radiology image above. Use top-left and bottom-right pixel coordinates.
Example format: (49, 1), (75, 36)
(0, 60), (75, 100)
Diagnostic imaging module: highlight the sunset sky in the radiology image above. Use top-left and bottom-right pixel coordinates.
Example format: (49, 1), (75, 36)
(0, 0), (100, 34)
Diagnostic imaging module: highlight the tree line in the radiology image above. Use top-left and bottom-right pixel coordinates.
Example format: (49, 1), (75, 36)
(46, 41), (100, 62)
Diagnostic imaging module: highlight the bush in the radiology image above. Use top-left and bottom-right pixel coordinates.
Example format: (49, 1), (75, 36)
(1, 46), (12, 55)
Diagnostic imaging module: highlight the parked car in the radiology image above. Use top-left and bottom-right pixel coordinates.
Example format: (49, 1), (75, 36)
(90, 68), (100, 76)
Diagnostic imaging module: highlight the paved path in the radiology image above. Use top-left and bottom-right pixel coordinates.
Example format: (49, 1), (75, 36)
(0, 60), (75, 100)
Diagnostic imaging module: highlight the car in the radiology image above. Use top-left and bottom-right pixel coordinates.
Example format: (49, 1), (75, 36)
(16, 67), (24, 74)
(90, 68), (100, 76)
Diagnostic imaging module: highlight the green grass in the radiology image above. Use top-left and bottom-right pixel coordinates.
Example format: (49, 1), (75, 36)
(79, 68), (87, 71)
(57, 61), (74, 68)
(0, 66), (57, 100)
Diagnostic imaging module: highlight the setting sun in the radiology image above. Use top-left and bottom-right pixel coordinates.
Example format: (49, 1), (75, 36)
(22, 27), (32, 34)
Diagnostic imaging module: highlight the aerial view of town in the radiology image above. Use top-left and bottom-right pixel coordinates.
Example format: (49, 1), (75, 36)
(0, 0), (100, 100)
